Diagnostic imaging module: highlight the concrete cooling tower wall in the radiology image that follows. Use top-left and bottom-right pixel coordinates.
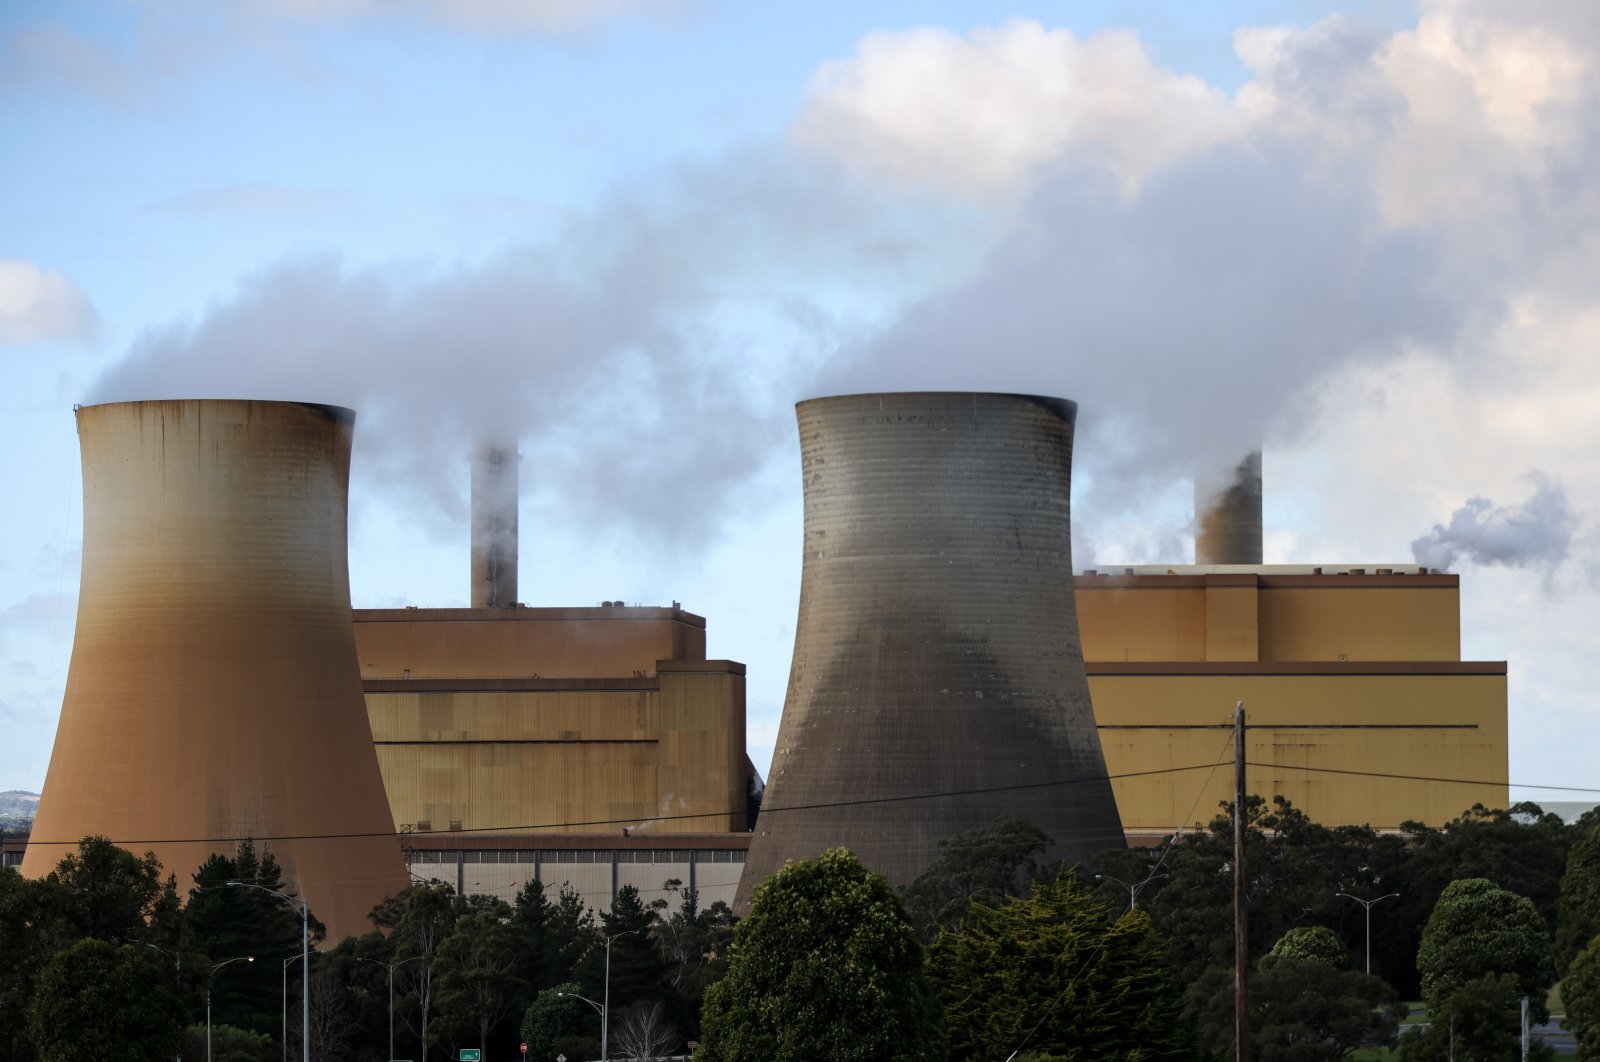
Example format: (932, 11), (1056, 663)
(736, 392), (1125, 908)
(23, 400), (410, 940)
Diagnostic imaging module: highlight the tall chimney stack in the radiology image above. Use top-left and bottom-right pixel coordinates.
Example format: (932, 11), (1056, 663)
(1195, 450), (1263, 565)
(471, 441), (519, 608)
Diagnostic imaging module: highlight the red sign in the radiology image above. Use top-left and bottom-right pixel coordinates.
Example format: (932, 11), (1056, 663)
(520, 1046), (527, 1056)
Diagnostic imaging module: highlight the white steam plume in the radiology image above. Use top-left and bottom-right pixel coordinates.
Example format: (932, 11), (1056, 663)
(90, 157), (922, 550)
(1411, 473), (1577, 573)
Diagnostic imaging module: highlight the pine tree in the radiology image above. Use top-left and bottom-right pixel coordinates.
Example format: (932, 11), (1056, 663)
(927, 870), (1191, 1061)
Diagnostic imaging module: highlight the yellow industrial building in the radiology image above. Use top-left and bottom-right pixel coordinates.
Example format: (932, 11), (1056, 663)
(347, 561), (1509, 906)
(352, 604), (758, 909)
(1077, 564), (1508, 842)
(340, 440), (1508, 905)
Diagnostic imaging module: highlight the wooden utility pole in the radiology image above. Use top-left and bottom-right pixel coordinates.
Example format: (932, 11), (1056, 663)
(1234, 701), (1251, 1062)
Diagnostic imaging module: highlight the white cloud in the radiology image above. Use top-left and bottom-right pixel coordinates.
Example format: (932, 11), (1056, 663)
(796, 3), (1598, 233)
(0, 261), (97, 347)
(791, 20), (1238, 202)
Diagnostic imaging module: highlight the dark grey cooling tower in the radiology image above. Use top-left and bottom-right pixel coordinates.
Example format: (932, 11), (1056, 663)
(736, 392), (1125, 908)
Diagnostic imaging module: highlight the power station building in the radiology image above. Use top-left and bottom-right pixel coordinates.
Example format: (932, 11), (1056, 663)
(353, 604), (760, 911)
(346, 430), (761, 914)
(1074, 451), (1508, 840)
(1078, 564), (1508, 842)
(18, 401), (1511, 922)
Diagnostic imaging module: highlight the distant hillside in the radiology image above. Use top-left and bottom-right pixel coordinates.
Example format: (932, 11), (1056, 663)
(0, 790), (39, 831)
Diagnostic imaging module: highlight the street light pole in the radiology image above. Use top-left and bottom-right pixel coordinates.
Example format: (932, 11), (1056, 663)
(207, 956), (255, 1062)
(1336, 891), (1400, 975)
(600, 929), (640, 1062)
(227, 881), (309, 1062)
(1095, 872), (1169, 912)
(357, 955), (420, 1062)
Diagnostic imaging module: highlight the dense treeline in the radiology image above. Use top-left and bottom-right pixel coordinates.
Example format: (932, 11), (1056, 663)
(1, 839), (732, 1061)
(4, 796), (1600, 1061)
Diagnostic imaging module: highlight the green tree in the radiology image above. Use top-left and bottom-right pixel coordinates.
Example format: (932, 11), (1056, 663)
(901, 816), (1052, 941)
(1399, 803), (1571, 969)
(509, 877), (562, 991)
(382, 882), (460, 1062)
(434, 903), (530, 1055)
(1398, 973), (1552, 1062)
(1270, 926), (1349, 967)
(520, 981), (597, 1062)
(697, 848), (947, 1062)
(506, 879), (596, 989)
(1559, 825), (1600, 973)
(651, 878), (737, 1038)
(182, 1024), (275, 1062)
(46, 834), (176, 943)
(1142, 796), (1387, 986)
(185, 840), (316, 1039)
(0, 867), (71, 1062)
(574, 883), (669, 1015)
(1416, 878), (1555, 1023)
(1563, 933), (1600, 1061)
(926, 871), (1191, 1061)
(1188, 956), (1406, 1061)
(321, 933), (404, 1062)
(28, 938), (184, 1062)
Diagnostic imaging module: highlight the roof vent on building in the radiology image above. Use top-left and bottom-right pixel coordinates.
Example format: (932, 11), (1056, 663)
(416, 820), (433, 832)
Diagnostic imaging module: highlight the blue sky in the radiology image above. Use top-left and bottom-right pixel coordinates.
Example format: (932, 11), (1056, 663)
(4, 0), (1598, 812)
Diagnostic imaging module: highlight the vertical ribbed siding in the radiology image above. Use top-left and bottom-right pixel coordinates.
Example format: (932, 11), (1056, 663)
(23, 400), (410, 941)
(736, 393), (1124, 907)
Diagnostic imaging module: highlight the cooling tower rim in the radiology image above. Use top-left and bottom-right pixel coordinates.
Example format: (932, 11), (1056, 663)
(76, 398), (356, 426)
(797, 391), (1076, 421)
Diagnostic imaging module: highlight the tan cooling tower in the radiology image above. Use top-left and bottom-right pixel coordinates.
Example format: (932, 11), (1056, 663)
(736, 392), (1125, 909)
(1195, 451), (1263, 565)
(23, 400), (410, 940)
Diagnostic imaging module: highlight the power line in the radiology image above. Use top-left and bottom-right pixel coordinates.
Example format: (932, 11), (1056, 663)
(20, 761), (1223, 848)
(17, 757), (1594, 851)
(1243, 761), (1600, 794)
